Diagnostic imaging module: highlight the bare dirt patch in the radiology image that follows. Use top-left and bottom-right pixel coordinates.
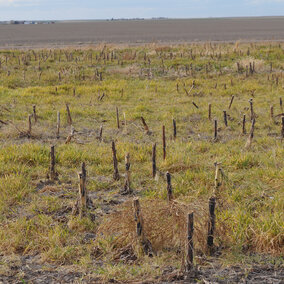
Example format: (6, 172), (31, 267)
(1, 17), (284, 49)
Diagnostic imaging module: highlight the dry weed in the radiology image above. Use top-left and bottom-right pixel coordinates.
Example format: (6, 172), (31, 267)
(96, 198), (222, 258)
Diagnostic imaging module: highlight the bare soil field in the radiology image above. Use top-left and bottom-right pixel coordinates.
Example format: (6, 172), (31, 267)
(1, 254), (283, 283)
(1, 17), (284, 48)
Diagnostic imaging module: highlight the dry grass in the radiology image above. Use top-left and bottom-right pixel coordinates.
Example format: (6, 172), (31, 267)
(0, 42), (283, 282)
(96, 198), (224, 259)
(236, 57), (266, 72)
(108, 64), (140, 76)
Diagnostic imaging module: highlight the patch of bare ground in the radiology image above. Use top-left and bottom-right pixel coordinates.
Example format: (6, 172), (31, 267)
(1, 18), (284, 48)
(0, 255), (283, 283)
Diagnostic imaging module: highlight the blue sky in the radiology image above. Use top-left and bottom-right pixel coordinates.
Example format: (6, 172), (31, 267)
(0, 0), (284, 21)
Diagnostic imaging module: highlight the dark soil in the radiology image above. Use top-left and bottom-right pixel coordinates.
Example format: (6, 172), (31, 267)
(1, 17), (284, 49)
(0, 254), (283, 283)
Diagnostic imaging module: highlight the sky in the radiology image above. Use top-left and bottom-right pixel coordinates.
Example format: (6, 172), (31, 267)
(0, 0), (284, 21)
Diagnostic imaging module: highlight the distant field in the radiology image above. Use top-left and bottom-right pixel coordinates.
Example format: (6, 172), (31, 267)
(1, 17), (284, 48)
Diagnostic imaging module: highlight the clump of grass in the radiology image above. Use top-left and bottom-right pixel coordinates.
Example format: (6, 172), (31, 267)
(235, 57), (266, 72)
(0, 214), (93, 264)
(96, 198), (222, 259)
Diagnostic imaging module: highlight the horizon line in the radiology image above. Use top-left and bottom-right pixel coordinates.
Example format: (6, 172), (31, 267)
(1, 15), (284, 22)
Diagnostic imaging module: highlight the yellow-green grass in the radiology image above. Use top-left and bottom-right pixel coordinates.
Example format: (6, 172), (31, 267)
(0, 42), (283, 281)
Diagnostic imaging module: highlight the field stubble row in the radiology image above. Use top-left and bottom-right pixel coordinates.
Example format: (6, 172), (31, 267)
(0, 42), (283, 282)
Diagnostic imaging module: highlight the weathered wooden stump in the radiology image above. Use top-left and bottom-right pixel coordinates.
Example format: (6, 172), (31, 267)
(214, 119), (218, 141)
(207, 197), (216, 255)
(249, 98), (254, 121)
(242, 114), (246, 134)
(27, 114), (32, 137)
(66, 104), (72, 126)
(166, 172), (173, 202)
(141, 117), (150, 134)
(133, 198), (153, 256)
(33, 105), (37, 123)
(79, 162), (87, 218)
(112, 141), (120, 181)
(173, 119), (177, 140)
(162, 125), (166, 160)
(116, 106), (120, 129)
(245, 118), (256, 148)
(223, 110), (228, 127)
(152, 143), (157, 179)
(123, 153), (132, 194)
(185, 212), (194, 272)
(99, 125), (103, 142)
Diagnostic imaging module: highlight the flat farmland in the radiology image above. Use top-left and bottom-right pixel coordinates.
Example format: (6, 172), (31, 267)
(0, 41), (283, 282)
(1, 17), (284, 48)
